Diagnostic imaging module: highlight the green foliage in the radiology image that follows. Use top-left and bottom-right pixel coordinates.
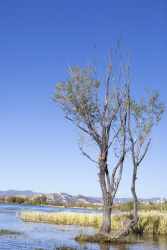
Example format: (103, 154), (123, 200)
(46, 201), (66, 206)
(52, 58), (165, 158)
(112, 201), (167, 212)
(7, 196), (16, 203)
(52, 63), (101, 125)
(24, 198), (33, 205)
(130, 88), (165, 142)
(44, 201), (101, 210)
(77, 203), (84, 208)
(142, 204), (150, 212)
(6, 196), (33, 205)
(126, 201), (135, 210)
(113, 201), (141, 212)
(0, 197), (5, 203)
(16, 197), (24, 204)
(33, 195), (47, 205)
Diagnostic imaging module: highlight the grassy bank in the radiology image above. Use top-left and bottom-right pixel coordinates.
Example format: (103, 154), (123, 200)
(110, 211), (167, 235)
(0, 229), (22, 235)
(75, 232), (136, 244)
(38, 204), (101, 210)
(21, 210), (167, 235)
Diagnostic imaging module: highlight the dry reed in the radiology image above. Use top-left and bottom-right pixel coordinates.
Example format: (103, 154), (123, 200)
(21, 211), (103, 227)
(21, 210), (167, 235)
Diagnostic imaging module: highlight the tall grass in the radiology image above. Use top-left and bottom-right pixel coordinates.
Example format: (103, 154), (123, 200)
(21, 210), (167, 235)
(21, 211), (103, 227)
(110, 211), (167, 235)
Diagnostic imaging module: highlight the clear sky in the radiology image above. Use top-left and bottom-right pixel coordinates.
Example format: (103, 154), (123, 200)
(0, 0), (167, 199)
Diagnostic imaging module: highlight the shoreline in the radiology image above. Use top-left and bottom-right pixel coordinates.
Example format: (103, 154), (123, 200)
(0, 201), (102, 210)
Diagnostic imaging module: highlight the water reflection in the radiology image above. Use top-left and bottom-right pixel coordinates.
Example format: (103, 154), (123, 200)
(99, 243), (126, 250)
(0, 203), (166, 249)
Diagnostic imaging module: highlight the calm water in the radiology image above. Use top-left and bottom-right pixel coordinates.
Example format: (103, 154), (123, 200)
(0, 203), (166, 250)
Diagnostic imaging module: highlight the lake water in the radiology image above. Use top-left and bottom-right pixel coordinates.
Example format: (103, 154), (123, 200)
(0, 203), (166, 250)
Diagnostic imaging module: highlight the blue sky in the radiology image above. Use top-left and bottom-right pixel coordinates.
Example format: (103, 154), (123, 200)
(0, 0), (167, 199)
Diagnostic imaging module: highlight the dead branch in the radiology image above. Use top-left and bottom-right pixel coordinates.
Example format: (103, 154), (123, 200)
(79, 146), (99, 164)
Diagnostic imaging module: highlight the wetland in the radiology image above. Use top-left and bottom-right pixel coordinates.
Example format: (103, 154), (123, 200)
(0, 203), (167, 250)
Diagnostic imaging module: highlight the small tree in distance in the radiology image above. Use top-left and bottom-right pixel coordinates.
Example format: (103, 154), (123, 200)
(52, 34), (165, 237)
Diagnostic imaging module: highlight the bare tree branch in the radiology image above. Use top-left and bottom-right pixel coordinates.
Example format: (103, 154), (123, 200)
(65, 116), (91, 136)
(111, 115), (127, 193)
(137, 139), (151, 166)
(106, 110), (127, 151)
(79, 146), (99, 164)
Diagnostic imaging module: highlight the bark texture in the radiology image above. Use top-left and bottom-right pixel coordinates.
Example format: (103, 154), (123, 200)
(100, 204), (112, 234)
(110, 218), (138, 239)
(110, 167), (139, 239)
(99, 160), (113, 235)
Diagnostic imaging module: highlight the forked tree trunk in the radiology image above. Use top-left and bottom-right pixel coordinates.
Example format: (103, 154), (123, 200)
(110, 217), (138, 239)
(110, 161), (139, 239)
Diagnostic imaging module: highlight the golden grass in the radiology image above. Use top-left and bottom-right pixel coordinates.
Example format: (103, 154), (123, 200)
(21, 211), (103, 227)
(111, 211), (167, 235)
(21, 210), (167, 235)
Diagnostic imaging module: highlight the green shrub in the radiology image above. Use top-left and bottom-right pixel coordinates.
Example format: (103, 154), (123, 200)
(16, 197), (24, 204)
(7, 196), (16, 202)
(33, 195), (47, 205)
(24, 199), (33, 205)
(0, 197), (5, 203)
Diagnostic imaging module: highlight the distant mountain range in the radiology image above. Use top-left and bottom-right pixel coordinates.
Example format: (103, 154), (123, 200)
(0, 190), (102, 204)
(0, 190), (39, 197)
(0, 190), (166, 204)
(90, 197), (167, 204)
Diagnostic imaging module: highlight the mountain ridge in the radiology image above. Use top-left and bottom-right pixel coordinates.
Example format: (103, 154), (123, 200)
(0, 190), (166, 204)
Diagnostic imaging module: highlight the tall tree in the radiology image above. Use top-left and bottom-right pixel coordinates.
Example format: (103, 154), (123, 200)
(52, 35), (165, 236)
(111, 72), (165, 238)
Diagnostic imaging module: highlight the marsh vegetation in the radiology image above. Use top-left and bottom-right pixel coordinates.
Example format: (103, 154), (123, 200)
(21, 210), (167, 235)
(75, 231), (137, 244)
(1, 203), (167, 249)
(0, 229), (22, 235)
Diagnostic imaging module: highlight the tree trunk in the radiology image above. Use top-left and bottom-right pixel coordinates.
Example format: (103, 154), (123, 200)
(110, 160), (139, 239)
(100, 203), (111, 234)
(110, 217), (138, 239)
(99, 157), (113, 235)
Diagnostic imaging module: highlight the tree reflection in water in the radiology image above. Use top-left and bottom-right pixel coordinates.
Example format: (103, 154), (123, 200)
(99, 242), (128, 250)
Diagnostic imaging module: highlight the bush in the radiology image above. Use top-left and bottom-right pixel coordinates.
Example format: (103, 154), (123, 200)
(16, 197), (24, 204)
(7, 196), (16, 203)
(24, 199), (33, 205)
(33, 195), (47, 205)
(149, 205), (158, 210)
(0, 197), (5, 203)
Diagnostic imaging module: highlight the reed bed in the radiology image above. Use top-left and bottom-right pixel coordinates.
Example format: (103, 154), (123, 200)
(21, 210), (167, 235)
(21, 211), (103, 227)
